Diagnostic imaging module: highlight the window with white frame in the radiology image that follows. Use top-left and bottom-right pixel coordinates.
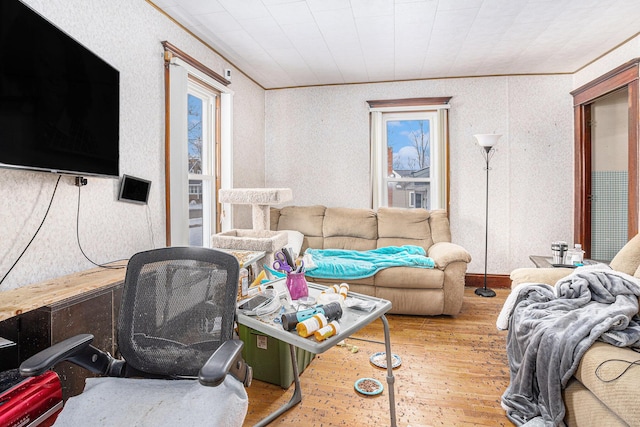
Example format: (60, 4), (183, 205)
(186, 80), (218, 246)
(163, 42), (233, 247)
(410, 191), (424, 208)
(368, 98), (450, 211)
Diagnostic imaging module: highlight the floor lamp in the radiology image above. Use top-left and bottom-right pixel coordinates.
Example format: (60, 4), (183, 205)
(474, 134), (502, 298)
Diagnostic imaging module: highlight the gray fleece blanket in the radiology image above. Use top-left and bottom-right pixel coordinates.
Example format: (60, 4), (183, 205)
(497, 266), (640, 427)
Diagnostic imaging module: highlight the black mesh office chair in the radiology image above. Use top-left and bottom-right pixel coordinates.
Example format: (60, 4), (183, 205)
(19, 247), (252, 426)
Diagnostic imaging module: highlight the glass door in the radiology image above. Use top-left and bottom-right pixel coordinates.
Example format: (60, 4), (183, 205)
(590, 88), (629, 261)
(187, 80), (218, 247)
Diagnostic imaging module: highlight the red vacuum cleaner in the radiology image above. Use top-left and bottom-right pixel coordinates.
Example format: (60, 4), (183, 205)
(0, 369), (63, 427)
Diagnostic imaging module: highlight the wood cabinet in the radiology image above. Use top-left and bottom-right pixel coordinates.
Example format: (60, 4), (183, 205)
(0, 264), (126, 399)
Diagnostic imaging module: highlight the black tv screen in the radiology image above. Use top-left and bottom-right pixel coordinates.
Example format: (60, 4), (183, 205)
(118, 174), (151, 205)
(0, 0), (120, 178)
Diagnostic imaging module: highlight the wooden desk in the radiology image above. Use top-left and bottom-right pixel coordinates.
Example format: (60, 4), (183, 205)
(0, 262), (127, 399)
(0, 261), (127, 322)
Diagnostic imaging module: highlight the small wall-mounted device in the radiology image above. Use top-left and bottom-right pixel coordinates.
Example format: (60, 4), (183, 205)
(224, 68), (232, 81)
(118, 174), (151, 205)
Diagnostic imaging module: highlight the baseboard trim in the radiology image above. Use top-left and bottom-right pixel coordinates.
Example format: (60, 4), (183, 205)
(465, 273), (511, 289)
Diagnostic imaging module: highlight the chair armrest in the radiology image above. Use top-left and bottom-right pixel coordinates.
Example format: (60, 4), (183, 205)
(510, 267), (573, 288)
(20, 333), (116, 377)
(427, 242), (472, 269)
(199, 340), (252, 387)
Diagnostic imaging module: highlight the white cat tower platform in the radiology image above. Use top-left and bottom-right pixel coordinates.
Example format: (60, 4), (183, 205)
(211, 188), (292, 264)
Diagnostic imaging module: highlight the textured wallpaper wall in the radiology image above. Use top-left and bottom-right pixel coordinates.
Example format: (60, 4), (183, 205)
(265, 75), (575, 275)
(0, 0), (265, 290)
(263, 34), (640, 276)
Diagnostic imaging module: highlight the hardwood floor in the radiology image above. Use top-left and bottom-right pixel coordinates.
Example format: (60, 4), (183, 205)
(243, 287), (512, 426)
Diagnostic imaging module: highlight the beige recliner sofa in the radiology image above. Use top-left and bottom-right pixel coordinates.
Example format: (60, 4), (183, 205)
(269, 205), (471, 316)
(510, 234), (640, 427)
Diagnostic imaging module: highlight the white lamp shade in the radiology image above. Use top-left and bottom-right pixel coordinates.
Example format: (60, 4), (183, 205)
(474, 134), (502, 148)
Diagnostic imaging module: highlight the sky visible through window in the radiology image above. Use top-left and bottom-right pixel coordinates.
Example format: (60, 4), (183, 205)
(188, 94), (202, 173)
(387, 120), (430, 172)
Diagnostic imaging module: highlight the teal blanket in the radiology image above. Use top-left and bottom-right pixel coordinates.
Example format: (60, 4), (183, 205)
(304, 245), (434, 280)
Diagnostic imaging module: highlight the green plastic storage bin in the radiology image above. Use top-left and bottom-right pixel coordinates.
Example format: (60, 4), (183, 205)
(238, 324), (315, 388)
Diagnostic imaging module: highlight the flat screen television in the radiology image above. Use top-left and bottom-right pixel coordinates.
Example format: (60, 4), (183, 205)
(0, 0), (120, 178)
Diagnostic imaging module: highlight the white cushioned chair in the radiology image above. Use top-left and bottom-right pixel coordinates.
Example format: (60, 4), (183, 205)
(19, 247), (252, 427)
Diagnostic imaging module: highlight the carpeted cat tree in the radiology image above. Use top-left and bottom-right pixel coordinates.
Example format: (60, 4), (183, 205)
(211, 188), (292, 265)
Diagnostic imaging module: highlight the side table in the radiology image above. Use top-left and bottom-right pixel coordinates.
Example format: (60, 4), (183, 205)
(237, 280), (397, 427)
(219, 249), (266, 272)
(218, 249), (266, 296)
(529, 255), (599, 268)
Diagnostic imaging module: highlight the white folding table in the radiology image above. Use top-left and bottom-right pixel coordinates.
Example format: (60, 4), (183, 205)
(237, 280), (397, 427)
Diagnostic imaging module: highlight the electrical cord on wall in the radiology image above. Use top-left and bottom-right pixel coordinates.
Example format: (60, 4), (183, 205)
(76, 182), (126, 270)
(145, 203), (156, 248)
(0, 175), (62, 286)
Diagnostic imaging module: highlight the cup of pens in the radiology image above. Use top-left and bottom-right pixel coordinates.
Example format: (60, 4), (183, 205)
(273, 248), (308, 300)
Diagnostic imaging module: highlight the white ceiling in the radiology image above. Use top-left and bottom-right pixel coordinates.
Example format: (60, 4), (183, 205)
(152, 0), (640, 89)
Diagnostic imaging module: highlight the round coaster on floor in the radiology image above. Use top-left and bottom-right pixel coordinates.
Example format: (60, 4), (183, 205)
(354, 377), (383, 396)
(369, 352), (402, 369)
